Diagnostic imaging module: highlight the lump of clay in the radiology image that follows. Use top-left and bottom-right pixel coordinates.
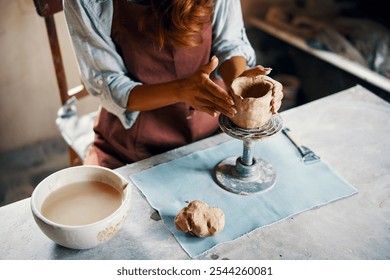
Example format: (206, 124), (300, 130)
(229, 75), (282, 129)
(174, 200), (225, 237)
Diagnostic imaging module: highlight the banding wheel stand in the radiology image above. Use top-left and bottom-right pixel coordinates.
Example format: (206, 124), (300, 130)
(215, 114), (283, 195)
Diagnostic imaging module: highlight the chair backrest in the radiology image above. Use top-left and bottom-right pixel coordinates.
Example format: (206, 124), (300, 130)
(34, 0), (63, 17)
(33, 0), (91, 166)
(33, 0), (88, 105)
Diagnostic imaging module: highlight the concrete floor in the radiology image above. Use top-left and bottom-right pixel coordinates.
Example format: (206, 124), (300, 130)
(0, 137), (69, 207)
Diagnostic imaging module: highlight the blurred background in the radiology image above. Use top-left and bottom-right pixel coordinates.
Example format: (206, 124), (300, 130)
(1, 0), (389, 206)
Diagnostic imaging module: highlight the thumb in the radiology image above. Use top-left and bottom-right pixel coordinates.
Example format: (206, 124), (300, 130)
(200, 56), (218, 76)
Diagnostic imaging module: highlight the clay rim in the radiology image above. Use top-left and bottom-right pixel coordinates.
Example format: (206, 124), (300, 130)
(229, 76), (273, 101)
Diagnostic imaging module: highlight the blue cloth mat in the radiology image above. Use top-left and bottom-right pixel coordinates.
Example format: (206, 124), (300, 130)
(129, 133), (358, 258)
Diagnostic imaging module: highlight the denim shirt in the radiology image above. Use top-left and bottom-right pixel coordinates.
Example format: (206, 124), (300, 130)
(63, 0), (256, 128)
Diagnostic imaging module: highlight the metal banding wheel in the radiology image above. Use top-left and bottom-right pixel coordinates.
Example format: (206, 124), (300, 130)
(215, 114), (283, 195)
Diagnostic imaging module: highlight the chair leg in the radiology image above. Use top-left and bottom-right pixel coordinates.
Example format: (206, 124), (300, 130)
(69, 148), (83, 166)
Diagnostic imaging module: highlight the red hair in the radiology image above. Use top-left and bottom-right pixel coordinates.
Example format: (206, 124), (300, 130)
(139, 0), (214, 48)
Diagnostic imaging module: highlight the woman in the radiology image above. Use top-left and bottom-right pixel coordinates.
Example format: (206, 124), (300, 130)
(63, 0), (283, 168)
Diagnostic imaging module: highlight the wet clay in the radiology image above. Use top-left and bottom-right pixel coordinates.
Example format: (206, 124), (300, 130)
(174, 200), (225, 237)
(229, 75), (282, 129)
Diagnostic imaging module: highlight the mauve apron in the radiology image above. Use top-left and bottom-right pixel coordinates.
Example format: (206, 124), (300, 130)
(85, 0), (221, 168)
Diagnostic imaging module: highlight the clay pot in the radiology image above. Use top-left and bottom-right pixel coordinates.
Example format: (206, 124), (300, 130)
(229, 75), (277, 129)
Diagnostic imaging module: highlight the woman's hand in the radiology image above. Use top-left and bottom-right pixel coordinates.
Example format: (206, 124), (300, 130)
(239, 66), (283, 114)
(239, 65), (272, 77)
(128, 60), (281, 116)
(127, 56), (236, 117)
(178, 56), (237, 118)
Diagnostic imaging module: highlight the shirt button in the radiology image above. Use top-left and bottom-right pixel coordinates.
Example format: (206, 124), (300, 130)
(97, 79), (103, 85)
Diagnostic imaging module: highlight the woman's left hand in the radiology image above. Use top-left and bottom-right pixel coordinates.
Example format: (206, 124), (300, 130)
(239, 65), (272, 77)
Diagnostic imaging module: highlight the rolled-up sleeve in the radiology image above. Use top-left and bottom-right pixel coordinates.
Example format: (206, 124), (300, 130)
(212, 0), (256, 77)
(63, 0), (141, 129)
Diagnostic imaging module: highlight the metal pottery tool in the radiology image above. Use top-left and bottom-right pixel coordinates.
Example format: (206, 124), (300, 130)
(215, 114), (283, 195)
(281, 128), (320, 164)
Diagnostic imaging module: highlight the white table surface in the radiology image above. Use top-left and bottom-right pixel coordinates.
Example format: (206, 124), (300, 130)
(1, 85), (389, 260)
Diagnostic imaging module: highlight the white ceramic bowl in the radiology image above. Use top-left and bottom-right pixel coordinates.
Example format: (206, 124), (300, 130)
(31, 165), (131, 249)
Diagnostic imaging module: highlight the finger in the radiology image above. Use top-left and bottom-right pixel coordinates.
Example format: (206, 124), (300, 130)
(269, 82), (283, 114)
(273, 87), (284, 106)
(240, 65), (272, 77)
(203, 78), (235, 105)
(196, 96), (236, 118)
(195, 97), (236, 118)
(262, 76), (283, 99)
(200, 56), (219, 76)
(272, 81), (283, 97)
(271, 100), (282, 114)
(198, 105), (218, 117)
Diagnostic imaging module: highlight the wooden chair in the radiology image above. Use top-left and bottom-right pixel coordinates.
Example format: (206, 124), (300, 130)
(33, 0), (97, 166)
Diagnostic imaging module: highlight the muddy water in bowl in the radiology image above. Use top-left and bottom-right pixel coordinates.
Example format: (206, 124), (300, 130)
(229, 75), (277, 129)
(31, 166), (131, 249)
(41, 181), (123, 226)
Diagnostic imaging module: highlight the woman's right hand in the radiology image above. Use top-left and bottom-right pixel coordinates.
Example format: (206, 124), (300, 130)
(177, 56), (237, 118)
